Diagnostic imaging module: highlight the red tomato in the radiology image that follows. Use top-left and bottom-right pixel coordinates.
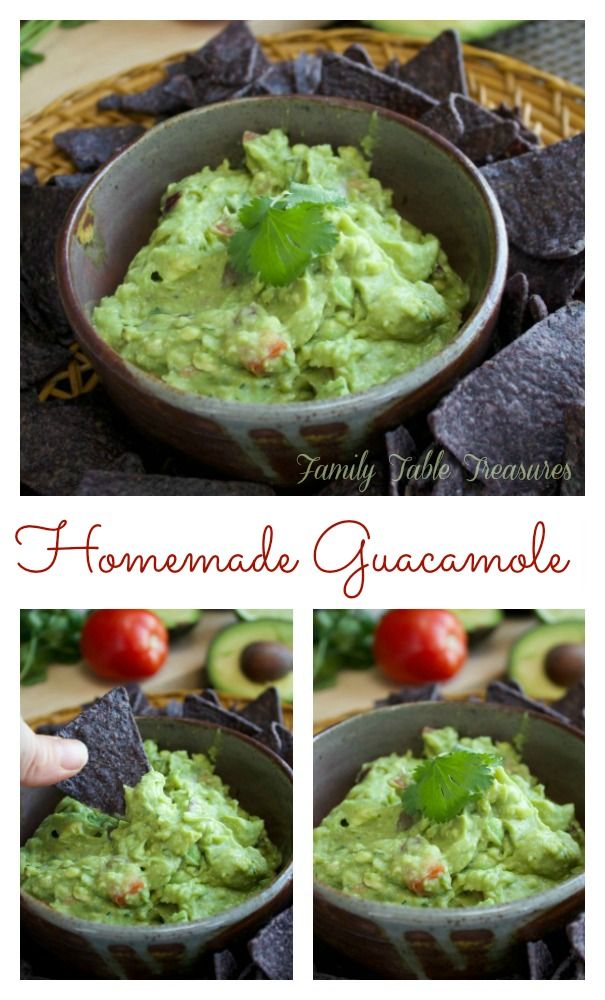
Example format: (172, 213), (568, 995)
(81, 610), (168, 681)
(373, 610), (467, 684)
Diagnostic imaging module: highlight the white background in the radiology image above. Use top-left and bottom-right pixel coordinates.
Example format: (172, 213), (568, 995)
(10, 1), (599, 994)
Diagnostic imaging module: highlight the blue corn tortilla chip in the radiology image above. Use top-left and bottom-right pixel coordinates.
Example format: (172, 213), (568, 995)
(419, 95), (464, 144)
(56, 687), (150, 815)
(459, 119), (521, 165)
(567, 913), (585, 962)
(272, 723), (293, 768)
(527, 293), (549, 325)
(248, 907), (293, 980)
(239, 687), (283, 728)
(486, 679), (571, 725)
(320, 52), (436, 118)
(20, 166), (38, 186)
(99, 82), (187, 116)
(482, 133), (585, 259)
(386, 30), (467, 101)
(428, 302), (585, 496)
(552, 681), (584, 730)
(20, 316), (72, 391)
(20, 184), (75, 342)
(498, 271), (530, 344)
(492, 103), (540, 146)
(183, 694), (264, 740)
(385, 425), (416, 496)
(507, 244), (585, 311)
(528, 940), (555, 980)
(375, 684), (441, 706)
(53, 124), (145, 171)
(560, 401), (584, 497)
(46, 172), (92, 190)
(76, 470), (275, 496)
(184, 21), (269, 86)
(292, 52), (323, 94)
(342, 44), (375, 69)
(21, 389), (138, 496)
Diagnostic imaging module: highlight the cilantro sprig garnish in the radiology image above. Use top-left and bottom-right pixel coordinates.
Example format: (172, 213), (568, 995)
(401, 748), (501, 823)
(227, 184), (345, 287)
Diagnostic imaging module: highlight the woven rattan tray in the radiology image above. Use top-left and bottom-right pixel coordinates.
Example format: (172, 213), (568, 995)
(22, 27), (584, 180)
(28, 688), (293, 731)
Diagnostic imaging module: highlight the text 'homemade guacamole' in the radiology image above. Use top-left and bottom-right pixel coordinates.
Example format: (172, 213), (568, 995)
(92, 128), (469, 402)
(313, 727), (584, 908)
(21, 740), (281, 925)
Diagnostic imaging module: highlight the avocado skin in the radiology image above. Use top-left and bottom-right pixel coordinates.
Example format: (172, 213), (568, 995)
(507, 620), (585, 701)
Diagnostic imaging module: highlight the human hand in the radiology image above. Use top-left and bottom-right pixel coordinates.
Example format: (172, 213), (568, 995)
(20, 718), (88, 787)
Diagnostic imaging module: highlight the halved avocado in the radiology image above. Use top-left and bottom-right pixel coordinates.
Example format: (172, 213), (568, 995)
(206, 618), (293, 703)
(450, 609), (503, 645)
(507, 620), (585, 700)
(365, 20), (524, 41)
(152, 609), (202, 637)
(235, 609), (293, 623)
(535, 609), (585, 625)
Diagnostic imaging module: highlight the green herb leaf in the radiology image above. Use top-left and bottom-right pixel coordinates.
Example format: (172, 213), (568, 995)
(312, 610), (377, 689)
(20, 610), (88, 686)
(227, 188), (341, 286)
(401, 748), (500, 823)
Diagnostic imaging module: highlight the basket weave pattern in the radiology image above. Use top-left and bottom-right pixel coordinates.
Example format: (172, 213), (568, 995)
(21, 28), (584, 181)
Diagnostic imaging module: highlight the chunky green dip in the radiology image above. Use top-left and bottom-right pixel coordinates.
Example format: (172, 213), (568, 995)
(21, 740), (281, 925)
(313, 727), (584, 908)
(92, 128), (469, 402)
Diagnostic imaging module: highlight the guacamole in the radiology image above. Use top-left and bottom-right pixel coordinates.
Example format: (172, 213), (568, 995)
(21, 740), (281, 925)
(313, 727), (584, 908)
(92, 128), (469, 402)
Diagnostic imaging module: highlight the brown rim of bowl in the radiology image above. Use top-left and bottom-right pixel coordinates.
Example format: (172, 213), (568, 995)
(21, 718), (293, 935)
(313, 701), (584, 921)
(57, 94), (508, 417)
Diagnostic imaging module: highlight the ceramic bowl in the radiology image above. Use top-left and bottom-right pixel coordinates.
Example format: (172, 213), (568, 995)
(21, 716), (293, 979)
(313, 701), (584, 979)
(57, 95), (507, 485)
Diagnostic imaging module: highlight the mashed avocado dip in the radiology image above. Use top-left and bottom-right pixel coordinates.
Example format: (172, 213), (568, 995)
(92, 128), (469, 402)
(313, 727), (584, 908)
(21, 740), (281, 925)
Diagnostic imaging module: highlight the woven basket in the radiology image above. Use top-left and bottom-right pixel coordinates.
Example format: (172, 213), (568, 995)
(21, 28), (584, 401)
(21, 27), (584, 179)
(28, 689), (293, 732)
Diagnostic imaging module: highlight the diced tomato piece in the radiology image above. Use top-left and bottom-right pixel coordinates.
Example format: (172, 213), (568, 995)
(407, 863), (445, 896)
(112, 879), (144, 907)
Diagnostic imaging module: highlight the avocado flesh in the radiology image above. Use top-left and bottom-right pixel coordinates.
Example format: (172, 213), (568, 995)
(508, 620), (585, 700)
(365, 20), (524, 41)
(535, 609), (585, 625)
(235, 609), (293, 623)
(206, 618), (293, 703)
(450, 609), (503, 644)
(152, 609), (202, 633)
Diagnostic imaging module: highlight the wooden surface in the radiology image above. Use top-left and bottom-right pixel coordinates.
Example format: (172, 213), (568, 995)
(20, 610), (236, 720)
(20, 20), (322, 118)
(313, 615), (533, 724)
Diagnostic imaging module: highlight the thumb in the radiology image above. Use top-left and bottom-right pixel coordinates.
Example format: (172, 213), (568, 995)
(20, 718), (88, 787)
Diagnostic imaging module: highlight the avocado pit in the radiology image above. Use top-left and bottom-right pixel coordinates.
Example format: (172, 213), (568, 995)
(240, 641), (293, 684)
(544, 643), (585, 688)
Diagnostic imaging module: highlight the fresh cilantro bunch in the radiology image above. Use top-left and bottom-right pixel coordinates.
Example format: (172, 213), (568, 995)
(313, 609), (377, 689)
(228, 183), (345, 286)
(20, 609), (88, 685)
(20, 21), (91, 71)
(401, 747), (501, 823)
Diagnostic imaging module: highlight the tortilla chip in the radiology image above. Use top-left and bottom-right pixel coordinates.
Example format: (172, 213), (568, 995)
(239, 687), (283, 728)
(21, 389), (137, 496)
(250, 62), (296, 96)
(419, 94), (465, 144)
(428, 302), (585, 496)
(20, 317), (72, 391)
(528, 940), (554, 979)
(54, 124), (145, 171)
(292, 52), (323, 95)
(20, 185), (75, 342)
(552, 680), (585, 730)
(567, 913), (585, 962)
(214, 949), (239, 979)
(46, 172), (92, 190)
(492, 103), (540, 146)
(481, 134), (584, 259)
(342, 44), (375, 69)
(459, 120), (521, 165)
(20, 166), (38, 186)
(182, 694), (264, 740)
(56, 687), (150, 815)
(273, 723), (293, 768)
(498, 271), (530, 344)
(249, 907), (293, 980)
(184, 21), (269, 86)
(560, 402), (585, 496)
(428, 451), (494, 496)
(508, 244), (585, 311)
(386, 30), (467, 101)
(99, 82), (186, 116)
(527, 293), (548, 324)
(385, 425), (416, 495)
(375, 684), (441, 706)
(320, 52), (436, 118)
(75, 470), (275, 496)
(486, 680), (571, 725)
(123, 683), (153, 716)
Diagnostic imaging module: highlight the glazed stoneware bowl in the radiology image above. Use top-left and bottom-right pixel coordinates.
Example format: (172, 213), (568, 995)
(21, 717), (293, 979)
(313, 701), (584, 979)
(57, 95), (507, 485)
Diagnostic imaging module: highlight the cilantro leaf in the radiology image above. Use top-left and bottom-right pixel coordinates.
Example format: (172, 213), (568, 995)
(401, 748), (500, 823)
(227, 188), (342, 286)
